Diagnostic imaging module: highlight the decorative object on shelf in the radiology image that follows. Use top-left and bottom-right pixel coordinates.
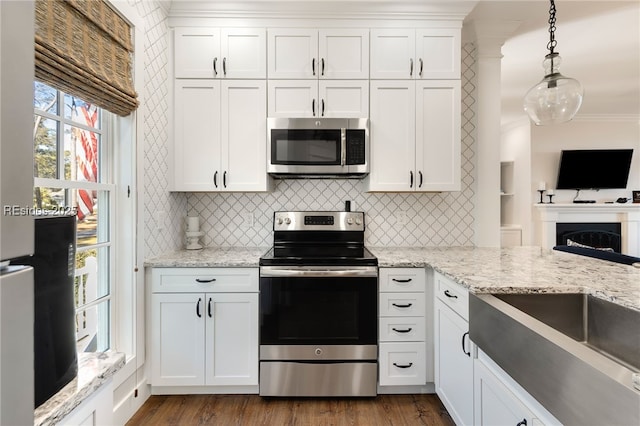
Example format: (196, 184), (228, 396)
(537, 181), (546, 204)
(185, 215), (204, 250)
(546, 189), (555, 204)
(633, 191), (640, 204)
(523, 0), (583, 125)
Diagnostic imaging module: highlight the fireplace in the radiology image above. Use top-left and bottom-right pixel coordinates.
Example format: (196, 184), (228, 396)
(556, 222), (622, 253)
(535, 204), (640, 257)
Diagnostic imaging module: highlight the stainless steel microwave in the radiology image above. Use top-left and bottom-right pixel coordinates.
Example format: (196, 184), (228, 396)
(267, 118), (369, 178)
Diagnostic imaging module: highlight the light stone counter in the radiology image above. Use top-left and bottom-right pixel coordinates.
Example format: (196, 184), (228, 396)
(144, 246), (269, 268)
(34, 351), (125, 426)
(369, 246), (640, 311)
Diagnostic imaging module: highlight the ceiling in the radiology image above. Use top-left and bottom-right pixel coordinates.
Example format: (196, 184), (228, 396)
(167, 1), (640, 126)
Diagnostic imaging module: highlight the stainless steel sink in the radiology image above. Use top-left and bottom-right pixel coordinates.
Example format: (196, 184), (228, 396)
(470, 292), (640, 426)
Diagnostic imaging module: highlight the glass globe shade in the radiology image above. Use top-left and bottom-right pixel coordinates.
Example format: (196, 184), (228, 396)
(524, 53), (584, 125)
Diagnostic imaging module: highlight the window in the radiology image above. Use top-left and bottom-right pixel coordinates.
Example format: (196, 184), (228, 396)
(33, 81), (114, 352)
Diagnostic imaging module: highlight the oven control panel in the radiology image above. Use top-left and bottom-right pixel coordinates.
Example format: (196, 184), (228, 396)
(274, 211), (365, 231)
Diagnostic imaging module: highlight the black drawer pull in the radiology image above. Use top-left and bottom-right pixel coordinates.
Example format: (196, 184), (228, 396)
(392, 278), (413, 283)
(195, 278), (216, 283)
(462, 331), (471, 357)
(444, 289), (458, 299)
(392, 303), (413, 308)
(392, 327), (413, 334)
(393, 362), (413, 369)
(516, 420), (527, 426)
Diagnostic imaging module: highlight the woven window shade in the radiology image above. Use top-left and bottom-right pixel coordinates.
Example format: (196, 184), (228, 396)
(35, 0), (139, 117)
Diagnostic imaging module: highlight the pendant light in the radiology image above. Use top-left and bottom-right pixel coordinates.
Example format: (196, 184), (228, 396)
(524, 0), (583, 125)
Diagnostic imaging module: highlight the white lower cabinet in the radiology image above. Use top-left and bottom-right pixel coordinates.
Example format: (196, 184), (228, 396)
(378, 268), (428, 387)
(434, 271), (473, 426)
(58, 379), (113, 426)
(150, 268), (258, 390)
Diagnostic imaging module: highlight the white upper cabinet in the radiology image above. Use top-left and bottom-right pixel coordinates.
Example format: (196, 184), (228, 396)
(371, 28), (460, 79)
(268, 80), (368, 118)
(175, 27), (266, 79)
(366, 80), (461, 192)
(268, 28), (369, 79)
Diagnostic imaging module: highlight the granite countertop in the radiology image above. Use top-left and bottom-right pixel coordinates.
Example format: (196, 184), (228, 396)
(34, 351), (126, 426)
(144, 246), (269, 268)
(369, 246), (640, 311)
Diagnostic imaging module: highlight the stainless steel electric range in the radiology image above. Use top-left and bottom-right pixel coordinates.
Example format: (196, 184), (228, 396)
(259, 211), (378, 397)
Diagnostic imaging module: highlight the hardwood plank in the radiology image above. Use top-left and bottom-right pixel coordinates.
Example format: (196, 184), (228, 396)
(126, 394), (454, 426)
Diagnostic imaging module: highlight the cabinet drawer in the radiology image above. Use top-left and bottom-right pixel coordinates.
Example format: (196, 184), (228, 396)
(379, 293), (425, 317)
(151, 268), (258, 293)
(379, 268), (426, 292)
(434, 271), (468, 320)
(379, 317), (425, 342)
(379, 342), (426, 386)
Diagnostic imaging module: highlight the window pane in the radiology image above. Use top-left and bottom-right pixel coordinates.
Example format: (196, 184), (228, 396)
(76, 301), (110, 353)
(65, 124), (100, 183)
(75, 247), (109, 306)
(34, 116), (58, 179)
(33, 187), (77, 215)
(34, 81), (57, 113)
(64, 95), (101, 130)
(76, 189), (109, 246)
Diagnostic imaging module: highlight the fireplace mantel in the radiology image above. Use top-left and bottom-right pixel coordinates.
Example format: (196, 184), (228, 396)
(535, 203), (640, 256)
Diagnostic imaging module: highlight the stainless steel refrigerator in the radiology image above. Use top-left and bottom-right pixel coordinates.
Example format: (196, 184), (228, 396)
(0, 1), (36, 424)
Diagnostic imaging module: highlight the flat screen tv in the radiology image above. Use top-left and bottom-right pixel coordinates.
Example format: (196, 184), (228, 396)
(555, 149), (633, 190)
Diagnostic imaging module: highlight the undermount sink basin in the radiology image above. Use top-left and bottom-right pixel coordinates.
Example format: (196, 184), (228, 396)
(493, 293), (640, 371)
(470, 292), (640, 426)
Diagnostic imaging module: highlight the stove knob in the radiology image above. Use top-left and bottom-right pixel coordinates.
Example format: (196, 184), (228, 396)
(276, 217), (283, 225)
(284, 217), (291, 225)
(346, 217), (354, 225)
(355, 218), (362, 225)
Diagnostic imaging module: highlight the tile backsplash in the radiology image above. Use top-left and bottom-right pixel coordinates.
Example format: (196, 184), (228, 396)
(186, 43), (477, 248)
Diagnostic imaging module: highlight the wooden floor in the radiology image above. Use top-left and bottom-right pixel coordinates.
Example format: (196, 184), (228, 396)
(126, 394), (454, 426)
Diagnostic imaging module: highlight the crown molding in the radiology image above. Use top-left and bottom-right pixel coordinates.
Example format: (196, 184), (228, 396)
(571, 114), (640, 123)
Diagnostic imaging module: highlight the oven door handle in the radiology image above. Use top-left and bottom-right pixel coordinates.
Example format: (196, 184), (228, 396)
(260, 266), (378, 278)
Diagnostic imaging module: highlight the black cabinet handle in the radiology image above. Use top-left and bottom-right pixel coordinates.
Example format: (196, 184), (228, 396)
(312, 99), (316, 116)
(393, 362), (413, 369)
(321, 58), (325, 76)
(462, 331), (471, 357)
(392, 327), (413, 334)
(409, 58), (413, 77)
(419, 58), (423, 77)
(321, 99), (325, 117)
(213, 57), (217, 76)
(392, 278), (412, 283)
(444, 289), (458, 299)
(409, 171), (414, 188)
(516, 420), (527, 426)
(195, 278), (216, 283)
(196, 298), (202, 318)
(392, 303), (413, 308)
(223, 171), (227, 188)
(214, 171), (218, 188)
(312, 58), (316, 76)
(418, 171), (423, 188)
(222, 57), (227, 76)
(208, 297), (212, 318)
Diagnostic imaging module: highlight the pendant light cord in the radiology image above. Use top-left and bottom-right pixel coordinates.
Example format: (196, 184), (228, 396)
(547, 0), (557, 55)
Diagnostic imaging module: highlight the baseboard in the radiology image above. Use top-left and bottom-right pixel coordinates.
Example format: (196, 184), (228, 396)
(113, 378), (150, 425)
(377, 382), (435, 394)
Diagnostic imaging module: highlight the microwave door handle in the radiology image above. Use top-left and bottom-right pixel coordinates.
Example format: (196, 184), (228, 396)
(341, 129), (346, 166)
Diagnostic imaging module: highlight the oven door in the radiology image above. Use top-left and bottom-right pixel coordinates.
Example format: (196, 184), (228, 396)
(259, 266), (378, 351)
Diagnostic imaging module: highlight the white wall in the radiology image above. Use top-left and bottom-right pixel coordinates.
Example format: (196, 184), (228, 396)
(531, 119), (640, 204)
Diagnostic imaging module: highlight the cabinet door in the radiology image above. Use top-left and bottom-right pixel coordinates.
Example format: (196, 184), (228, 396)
(173, 80), (221, 191)
(474, 358), (537, 426)
(435, 299), (473, 426)
(151, 293), (205, 386)
(370, 29), (415, 79)
(174, 28), (220, 79)
(318, 80), (368, 118)
(415, 80), (461, 191)
(205, 293), (259, 386)
(415, 29), (460, 79)
(367, 81), (416, 191)
(268, 28), (318, 79)
(318, 29), (369, 79)
(267, 80), (318, 117)
(220, 28), (266, 78)
(221, 81), (268, 191)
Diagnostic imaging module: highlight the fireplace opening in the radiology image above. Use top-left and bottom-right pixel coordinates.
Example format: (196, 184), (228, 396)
(556, 222), (622, 253)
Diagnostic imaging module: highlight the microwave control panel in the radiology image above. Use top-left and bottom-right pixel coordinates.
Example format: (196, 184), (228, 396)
(346, 129), (366, 165)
